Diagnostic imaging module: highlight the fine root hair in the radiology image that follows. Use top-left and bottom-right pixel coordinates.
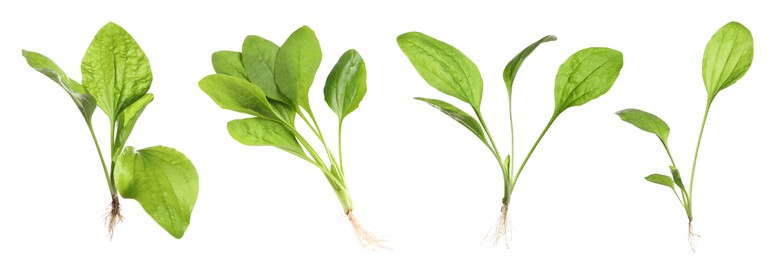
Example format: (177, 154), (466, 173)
(688, 220), (701, 252)
(347, 210), (387, 250)
(104, 195), (124, 240)
(484, 203), (512, 248)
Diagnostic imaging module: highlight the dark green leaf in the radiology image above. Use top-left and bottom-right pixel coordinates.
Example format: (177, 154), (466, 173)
(645, 173), (674, 189)
(324, 49), (367, 120)
(274, 25), (321, 111)
(22, 50), (96, 122)
(615, 108), (670, 144)
(702, 22), (753, 100)
(414, 97), (485, 143)
(553, 47), (623, 115)
(227, 117), (306, 158)
(212, 51), (247, 79)
(198, 74), (276, 119)
(397, 32), (483, 109)
(113, 94), (154, 159)
(669, 166), (686, 191)
(115, 146), (199, 239)
(81, 22), (151, 119)
(503, 35), (557, 93)
(243, 35), (290, 103)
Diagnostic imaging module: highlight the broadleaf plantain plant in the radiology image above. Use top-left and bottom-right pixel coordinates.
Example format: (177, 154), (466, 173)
(22, 22), (199, 239)
(397, 32), (623, 247)
(616, 21), (753, 251)
(200, 26), (381, 248)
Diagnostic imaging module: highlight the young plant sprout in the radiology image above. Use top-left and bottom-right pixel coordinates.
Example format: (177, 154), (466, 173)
(22, 22), (199, 239)
(616, 22), (753, 251)
(199, 26), (381, 248)
(397, 32), (623, 247)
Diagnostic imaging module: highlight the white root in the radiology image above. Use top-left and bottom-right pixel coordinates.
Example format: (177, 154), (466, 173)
(688, 221), (700, 252)
(104, 196), (123, 240)
(484, 203), (512, 248)
(347, 210), (388, 250)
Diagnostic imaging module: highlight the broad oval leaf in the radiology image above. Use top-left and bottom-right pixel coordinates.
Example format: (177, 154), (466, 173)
(397, 32), (483, 109)
(22, 50), (96, 122)
(243, 35), (290, 103)
(199, 74), (275, 119)
(113, 94), (154, 159)
(115, 146), (199, 239)
(81, 22), (151, 119)
(702, 22), (753, 100)
(414, 97), (485, 143)
(274, 26), (322, 111)
(324, 49), (367, 120)
(227, 117), (306, 159)
(554, 47), (623, 115)
(645, 173), (674, 189)
(212, 51), (247, 79)
(615, 108), (670, 144)
(503, 35), (557, 93)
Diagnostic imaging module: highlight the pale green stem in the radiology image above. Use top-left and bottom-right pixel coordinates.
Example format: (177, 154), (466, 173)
(338, 119), (345, 175)
(87, 122), (113, 196)
(510, 114), (557, 192)
(473, 108), (509, 202)
(298, 109), (344, 179)
(687, 101), (712, 219)
(108, 119), (117, 195)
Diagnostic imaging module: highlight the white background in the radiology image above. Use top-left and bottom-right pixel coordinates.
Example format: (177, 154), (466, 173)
(1, 0), (778, 259)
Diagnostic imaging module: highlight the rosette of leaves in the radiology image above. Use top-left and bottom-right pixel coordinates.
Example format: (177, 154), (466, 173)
(22, 22), (199, 239)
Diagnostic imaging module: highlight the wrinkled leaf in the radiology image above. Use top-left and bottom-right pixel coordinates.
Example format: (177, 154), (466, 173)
(275, 25), (321, 111)
(243, 35), (290, 103)
(81, 22), (151, 119)
(615, 108), (670, 144)
(113, 94), (154, 159)
(645, 173), (674, 189)
(22, 50), (96, 122)
(553, 47), (623, 115)
(227, 117), (306, 158)
(397, 32), (483, 109)
(702, 22), (753, 100)
(115, 146), (199, 239)
(414, 97), (485, 143)
(212, 51), (247, 79)
(669, 166), (685, 191)
(504, 35), (557, 93)
(199, 74), (275, 119)
(324, 49), (367, 120)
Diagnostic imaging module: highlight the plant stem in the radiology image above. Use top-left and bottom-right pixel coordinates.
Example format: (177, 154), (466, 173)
(338, 119), (345, 174)
(687, 101), (712, 216)
(474, 108), (508, 188)
(108, 120), (118, 195)
(298, 109), (343, 179)
(510, 114), (557, 192)
(508, 96), (516, 179)
(87, 123), (113, 195)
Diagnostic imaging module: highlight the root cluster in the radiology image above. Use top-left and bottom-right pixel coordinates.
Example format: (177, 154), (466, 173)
(687, 221), (700, 252)
(104, 196), (124, 239)
(347, 210), (387, 250)
(485, 203), (512, 248)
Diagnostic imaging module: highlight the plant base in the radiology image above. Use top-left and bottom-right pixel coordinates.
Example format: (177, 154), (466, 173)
(346, 210), (386, 250)
(688, 220), (700, 252)
(105, 195), (124, 239)
(485, 203), (512, 248)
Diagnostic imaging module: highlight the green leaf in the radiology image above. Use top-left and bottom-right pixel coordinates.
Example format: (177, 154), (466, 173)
(503, 35), (557, 93)
(274, 25), (322, 111)
(414, 97), (485, 143)
(669, 166), (686, 191)
(115, 146), (199, 239)
(227, 117), (306, 158)
(81, 22), (152, 119)
(22, 50), (96, 122)
(645, 173), (674, 189)
(199, 74), (276, 119)
(324, 49), (367, 120)
(702, 21), (754, 101)
(243, 35), (290, 103)
(397, 32), (483, 109)
(113, 94), (154, 159)
(503, 155), (511, 172)
(212, 51), (247, 79)
(615, 108), (670, 144)
(270, 99), (296, 125)
(553, 47), (623, 115)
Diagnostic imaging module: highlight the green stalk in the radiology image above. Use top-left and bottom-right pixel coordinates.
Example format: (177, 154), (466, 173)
(507, 94), (516, 202)
(474, 108), (509, 200)
(87, 122), (112, 195)
(298, 109), (344, 179)
(108, 119), (118, 195)
(687, 101), (712, 220)
(510, 114), (557, 192)
(338, 120), (345, 174)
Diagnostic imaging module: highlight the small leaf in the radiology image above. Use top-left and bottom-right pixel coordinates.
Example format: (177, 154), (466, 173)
(212, 51), (247, 79)
(702, 22), (754, 101)
(615, 108), (670, 144)
(22, 50), (96, 122)
(503, 155), (511, 172)
(324, 49), (368, 120)
(669, 166), (686, 191)
(414, 97), (485, 143)
(115, 146), (199, 239)
(81, 22), (152, 119)
(504, 35), (557, 93)
(397, 32), (483, 109)
(553, 47), (623, 115)
(113, 94), (154, 159)
(243, 35), (290, 103)
(227, 117), (306, 158)
(274, 25), (322, 111)
(198, 74), (275, 119)
(645, 173), (674, 189)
